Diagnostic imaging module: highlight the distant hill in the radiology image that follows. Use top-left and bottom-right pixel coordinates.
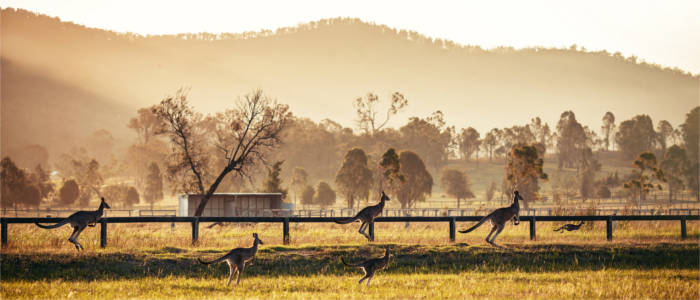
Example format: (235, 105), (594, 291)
(2, 8), (698, 163)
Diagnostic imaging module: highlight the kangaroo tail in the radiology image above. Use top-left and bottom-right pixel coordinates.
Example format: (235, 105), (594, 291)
(458, 213), (493, 233)
(334, 215), (359, 225)
(553, 227), (563, 232)
(341, 257), (361, 267)
(35, 218), (70, 229)
(198, 255), (226, 265)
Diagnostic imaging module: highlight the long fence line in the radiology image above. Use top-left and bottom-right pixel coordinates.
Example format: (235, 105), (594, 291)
(3, 207), (699, 218)
(1, 215), (697, 247)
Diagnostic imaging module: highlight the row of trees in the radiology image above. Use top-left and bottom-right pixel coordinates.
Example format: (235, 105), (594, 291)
(8, 82), (697, 213)
(1, 156), (164, 209)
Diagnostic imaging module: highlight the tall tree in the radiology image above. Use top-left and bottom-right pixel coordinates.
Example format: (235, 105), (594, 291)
(290, 167), (309, 206)
(579, 148), (601, 201)
(353, 92), (407, 136)
(440, 168), (475, 208)
(482, 129), (500, 162)
(378, 148), (403, 195)
(128, 106), (164, 145)
(556, 111), (587, 168)
(624, 151), (664, 207)
(144, 162), (164, 210)
(656, 120), (674, 154)
(601, 112), (616, 152)
(76, 159), (103, 207)
(680, 106), (699, 163)
(395, 151), (433, 208)
(1, 157), (26, 208)
(314, 181), (336, 207)
(615, 115), (657, 159)
(505, 145), (548, 209)
(458, 127), (481, 163)
(335, 148), (373, 208)
(262, 161), (288, 199)
(661, 145), (688, 204)
(529, 117), (552, 151)
(154, 88), (290, 217)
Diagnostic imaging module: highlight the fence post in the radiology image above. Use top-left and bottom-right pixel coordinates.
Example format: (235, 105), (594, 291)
(529, 216), (536, 241)
(681, 216), (687, 239)
(449, 218), (456, 242)
(369, 222), (375, 241)
(606, 216), (613, 241)
(1, 220), (7, 246)
(283, 217), (290, 245)
(100, 219), (107, 248)
(191, 217), (199, 245)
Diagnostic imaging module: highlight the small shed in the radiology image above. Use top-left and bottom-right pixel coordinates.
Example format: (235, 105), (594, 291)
(178, 193), (283, 217)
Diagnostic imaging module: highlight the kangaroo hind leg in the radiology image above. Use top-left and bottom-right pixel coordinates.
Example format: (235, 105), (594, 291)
(489, 224), (505, 248)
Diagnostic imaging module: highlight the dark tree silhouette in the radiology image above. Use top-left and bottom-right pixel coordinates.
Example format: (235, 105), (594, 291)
(335, 148), (373, 208)
(681, 106), (699, 163)
(300, 185), (315, 207)
(615, 115), (657, 159)
(601, 112), (616, 152)
(314, 181), (336, 207)
(263, 161), (288, 199)
(144, 162), (164, 209)
(395, 151), (433, 208)
(58, 179), (80, 206)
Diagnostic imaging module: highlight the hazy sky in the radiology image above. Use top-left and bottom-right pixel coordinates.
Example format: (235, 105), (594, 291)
(4, 0), (700, 74)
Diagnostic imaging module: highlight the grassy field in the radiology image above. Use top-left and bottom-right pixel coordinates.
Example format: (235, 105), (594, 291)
(1, 221), (699, 299)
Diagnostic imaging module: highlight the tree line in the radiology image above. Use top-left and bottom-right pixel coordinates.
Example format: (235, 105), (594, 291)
(2, 86), (698, 213)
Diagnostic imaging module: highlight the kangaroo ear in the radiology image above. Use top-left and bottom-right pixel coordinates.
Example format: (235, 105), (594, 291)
(101, 197), (105, 201)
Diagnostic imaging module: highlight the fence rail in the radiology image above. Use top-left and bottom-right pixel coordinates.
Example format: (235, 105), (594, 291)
(1, 214), (697, 247)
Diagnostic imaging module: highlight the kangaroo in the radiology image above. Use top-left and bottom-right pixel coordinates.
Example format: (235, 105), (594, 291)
(35, 197), (110, 251)
(198, 233), (263, 287)
(341, 248), (391, 286)
(554, 221), (584, 233)
(459, 191), (522, 248)
(334, 191), (389, 241)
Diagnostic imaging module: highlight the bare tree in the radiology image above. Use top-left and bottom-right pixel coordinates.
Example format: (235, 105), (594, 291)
(154, 88), (290, 217)
(354, 92), (407, 135)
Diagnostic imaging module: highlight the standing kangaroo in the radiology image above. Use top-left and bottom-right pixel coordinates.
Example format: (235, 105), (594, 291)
(341, 248), (391, 286)
(554, 221), (584, 233)
(35, 197), (110, 251)
(334, 191), (389, 241)
(198, 233), (263, 287)
(459, 191), (522, 248)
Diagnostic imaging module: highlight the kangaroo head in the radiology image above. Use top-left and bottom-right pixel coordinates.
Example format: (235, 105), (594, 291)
(253, 233), (264, 245)
(101, 197), (111, 209)
(513, 191), (523, 202)
(380, 191), (390, 202)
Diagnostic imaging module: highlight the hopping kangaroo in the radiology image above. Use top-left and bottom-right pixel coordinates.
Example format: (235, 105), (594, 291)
(334, 191), (389, 241)
(35, 197), (110, 251)
(341, 248), (391, 286)
(459, 191), (522, 247)
(554, 221), (584, 233)
(198, 233), (263, 287)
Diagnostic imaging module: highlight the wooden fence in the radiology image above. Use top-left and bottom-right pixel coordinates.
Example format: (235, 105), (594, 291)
(1, 215), (697, 247)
